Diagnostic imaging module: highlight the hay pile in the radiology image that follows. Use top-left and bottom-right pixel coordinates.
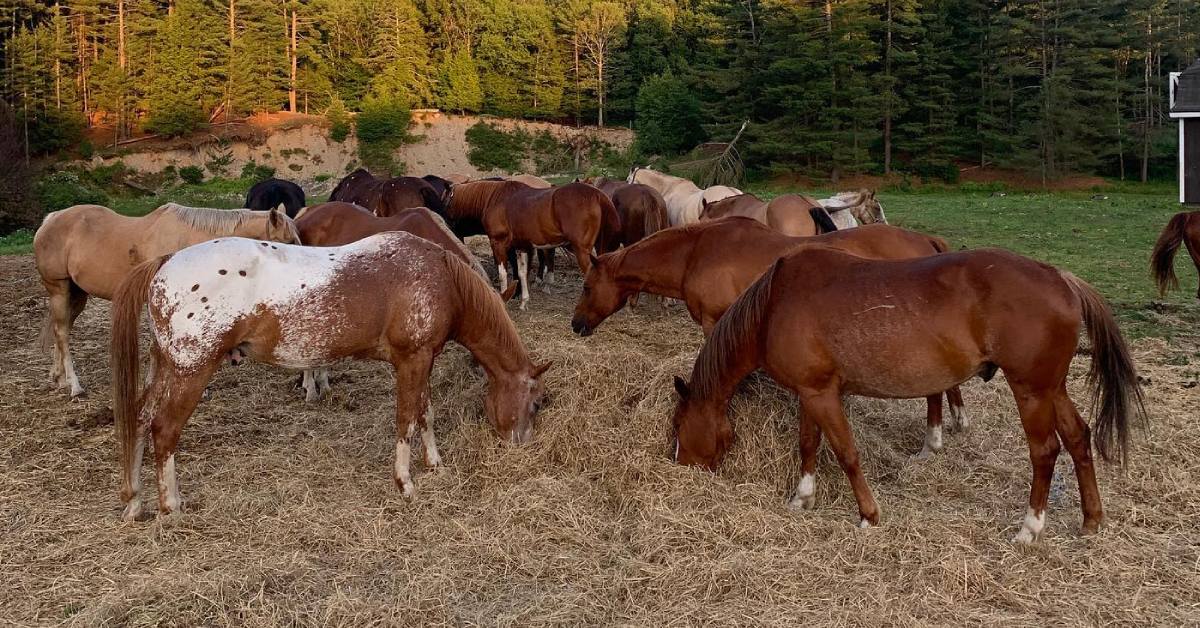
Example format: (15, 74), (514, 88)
(0, 250), (1197, 626)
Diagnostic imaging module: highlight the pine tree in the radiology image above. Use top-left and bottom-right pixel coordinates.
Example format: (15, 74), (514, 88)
(437, 47), (483, 113)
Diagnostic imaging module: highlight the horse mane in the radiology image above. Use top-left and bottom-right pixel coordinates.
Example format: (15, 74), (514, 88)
(419, 209), (489, 280)
(163, 203), (257, 235)
(330, 168), (373, 200)
(443, 250), (526, 361)
(451, 180), (527, 210)
(690, 259), (778, 400)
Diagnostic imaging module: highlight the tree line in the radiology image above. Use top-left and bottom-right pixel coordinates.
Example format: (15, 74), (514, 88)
(2, 0), (1198, 182)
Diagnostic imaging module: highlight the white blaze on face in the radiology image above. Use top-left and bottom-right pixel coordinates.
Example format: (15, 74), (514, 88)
(1013, 507), (1046, 544)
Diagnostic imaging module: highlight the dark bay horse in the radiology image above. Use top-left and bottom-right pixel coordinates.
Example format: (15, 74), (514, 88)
(582, 176), (669, 251)
(700, 193), (838, 237)
(450, 180), (619, 308)
(110, 232), (550, 520)
(1151, 210), (1200, 300)
(244, 178), (306, 218)
(330, 168), (447, 219)
(422, 174), (455, 207)
(671, 247), (1145, 542)
(572, 216), (966, 457)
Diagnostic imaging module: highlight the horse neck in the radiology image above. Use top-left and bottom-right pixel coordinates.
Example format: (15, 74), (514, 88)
(612, 233), (692, 299)
(451, 282), (531, 380)
(230, 216), (269, 240)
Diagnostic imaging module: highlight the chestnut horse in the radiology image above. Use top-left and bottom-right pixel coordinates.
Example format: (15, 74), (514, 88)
(33, 203), (301, 397)
(449, 180), (619, 308)
(627, 166), (742, 226)
(110, 232), (551, 520)
(1151, 210), (1200, 300)
(700, 193), (838, 236)
(670, 247), (1145, 543)
(572, 217), (967, 457)
(582, 176), (669, 251)
(330, 168), (447, 219)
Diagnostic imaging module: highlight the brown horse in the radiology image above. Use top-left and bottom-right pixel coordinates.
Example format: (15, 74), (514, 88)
(582, 176), (670, 251)
(450, 180), (619, 308)
(33, 203), (301, 397)
(670, 247), (1145, 542)
(572, 217), (966, 457)
(110, 232), (551, 520)
(700, 193), (838, 237)
(1151, 210), (1200, 300)
(330, 168), (447, 219)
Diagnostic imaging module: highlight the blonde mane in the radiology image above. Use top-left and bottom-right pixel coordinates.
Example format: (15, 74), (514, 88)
(163, 203), (302, 243)
(691, 260), (777, 399)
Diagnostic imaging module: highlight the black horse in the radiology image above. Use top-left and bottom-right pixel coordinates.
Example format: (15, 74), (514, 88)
(244, 178), (306, 218)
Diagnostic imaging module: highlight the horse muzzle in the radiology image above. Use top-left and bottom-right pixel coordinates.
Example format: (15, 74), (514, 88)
(571, 317), (593, 337)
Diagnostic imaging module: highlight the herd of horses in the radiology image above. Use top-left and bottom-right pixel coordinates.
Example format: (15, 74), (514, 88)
(28, 164), (1200, 544)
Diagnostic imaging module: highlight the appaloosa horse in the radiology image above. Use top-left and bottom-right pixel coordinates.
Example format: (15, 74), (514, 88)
(330, 168), (447, 219)
(33, 203), (301, 397)
(700, 193), (838, 236)
(244, 178), (306, 218)
(671, 247), (1145, 543)
(1151, 210), (1200, 300)
(627, 166), (742, 226)
(572, 217), (967, 457)
(110, 231), (551, 520)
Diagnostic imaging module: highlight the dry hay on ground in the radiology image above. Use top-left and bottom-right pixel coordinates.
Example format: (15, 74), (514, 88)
(0, 248), (1197, 626)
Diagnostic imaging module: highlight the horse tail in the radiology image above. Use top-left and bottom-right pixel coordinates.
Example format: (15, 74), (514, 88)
(1060, 271), (1147, 467)
(1150, 212), (1190, 296)
(597, 193), (622, 252)
(642, 194), (667, 238)
(112, 255), (171, 498)
(809, 207), (838, 233)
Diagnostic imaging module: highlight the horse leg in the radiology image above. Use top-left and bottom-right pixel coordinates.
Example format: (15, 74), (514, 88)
(147, 366), (213, 517)
(797, 390), (880, 527)
(947, 386), (970, 430)
(516, 250), (531, 311)
(420, 407), (441, 469)
(1052, 387), (1103, 534)
(392, 350), (434, 498)
(914, 394), (944, 460)
(1009, 382), (1061, 544)
(301, 370), (319, 402)
(570, 241), (593, 276)
(788, 411), (823, 510)
(491, 241), (510, 292)
(317, 368), (332, 399)
(45, 280), (86, 397)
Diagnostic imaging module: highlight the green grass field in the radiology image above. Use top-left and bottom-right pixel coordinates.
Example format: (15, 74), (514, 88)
(7, 179), (1196, 338)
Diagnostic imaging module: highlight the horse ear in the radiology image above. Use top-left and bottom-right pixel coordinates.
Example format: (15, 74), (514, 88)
(673, 376), (690, 399)
(532, 361), (552, 378)
(268, 207), (283, 227)
(500, 282), (518, 302)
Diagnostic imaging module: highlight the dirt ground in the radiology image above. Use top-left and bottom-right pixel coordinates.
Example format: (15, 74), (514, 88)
(1, 245), (1198, 626)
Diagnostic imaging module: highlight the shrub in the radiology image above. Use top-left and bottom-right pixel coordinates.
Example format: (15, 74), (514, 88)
(84, 162), (127, 187)
(355, 96), (411, 175)
(34, 171), (108, 213)
(635, 71), (705, 156)
(78, 140), (94, 160)
(465, 122), (525, 172)
(27, 107), (85, 156)
(241, 161), (276, 181)
(144, 102), (205, 137)
(0, 103), (39, 232)
(326, 95), (351, 143)
(179, 165), (204, 185)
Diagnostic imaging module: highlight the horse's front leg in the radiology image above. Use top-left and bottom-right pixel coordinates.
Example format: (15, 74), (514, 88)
(391, 350), (435, 498)
(914, 394), (944, 459)
(516, 250), (530, 310)
(490, 240), (511, 292)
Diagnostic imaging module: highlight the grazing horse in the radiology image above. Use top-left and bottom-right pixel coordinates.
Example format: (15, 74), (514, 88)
(450, 180), (619, 308)
(421, 174), (456, 207)
(33, 203), (300, 397)
(244, 178), (306, 218)
(330, 168), (447, 219)
(1151, 210), (1200, 300)
(582, 177), (670, 251)
(819, 190), (888, 228)
(627, 166), (742, 226)
(110, 232), (551, 520)
(700, 193), (838, 237)
(572, 217), (967, 457)
(670, 247), (1145, 543)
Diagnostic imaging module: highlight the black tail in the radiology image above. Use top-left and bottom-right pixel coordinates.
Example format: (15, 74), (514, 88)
(809, 207), (838, 234)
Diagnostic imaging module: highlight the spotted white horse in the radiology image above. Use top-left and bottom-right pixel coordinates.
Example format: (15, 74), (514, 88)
(819, 189), (888, 229)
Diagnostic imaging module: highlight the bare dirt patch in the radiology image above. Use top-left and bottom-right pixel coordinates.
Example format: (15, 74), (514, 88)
(0, 249), (1197, 625)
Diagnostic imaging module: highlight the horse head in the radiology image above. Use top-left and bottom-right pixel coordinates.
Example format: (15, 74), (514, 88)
(670, 376), (733, 469)
(571, 253), (629, 336)
(264, 207), (303, 244)
(485, 360), (552, 445)
(626, 165), (645, 184)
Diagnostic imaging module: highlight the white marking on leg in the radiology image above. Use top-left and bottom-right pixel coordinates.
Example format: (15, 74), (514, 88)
(302, 369), (318, 402)
(395, 440), (414, 498)
(121, 433), (146, 521)
(1013, 507), (1046, 544)
(859, 518), (872, 529)
(422, 415), (442, 468)
(952, 402), (971, 429)
(159, 454), (182, 514)
(915, 424), (943, 460)
(517, 251), (529, 310)
(317, 368), (331, 398)
(789, 473), (817, 510)
(497, 263), (508, 291)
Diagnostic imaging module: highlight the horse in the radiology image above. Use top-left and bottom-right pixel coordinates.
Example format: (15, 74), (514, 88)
(421, 174), (456, 207)
(110, 231), (551, 521)
(572, 216), (968, 457)
(700, 193), (838, 236)
(627, 166), (742, 226)
(582, 176), (670, 251)
(819, 190), (888, 228)
(329, 168), (447, 219)
(244, 178), (306, 218)
(33, 203), (301, 398)
(450, 180), (619, 308)
(671, 247), (1146, 542)
(506, 174), (553, 189)
(1151, 210), (1200, 300)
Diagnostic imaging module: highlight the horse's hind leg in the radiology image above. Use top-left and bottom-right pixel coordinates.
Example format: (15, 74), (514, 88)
(391, 350), (434, 498)
(1009, 382), (1062, 543)
(788, 411), (823, 510)
(419, 406), (441, 469)
(142, 364), (214, 517)
(516, 250), (531, 310)
(914, 394), (944, 459)
(44, 279), (86, 397)
(946, 386), (969, 429)
(1052, 387), (1103, 534)
(301, 368), (331, 402)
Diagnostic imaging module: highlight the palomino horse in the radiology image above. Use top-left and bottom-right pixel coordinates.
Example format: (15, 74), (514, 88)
(572, 217), (967, 457)
(449, 180), (619, 308)
(700, 193), (838, 236)
(506, 174), (553, 189)
(244, 178), (305, 218)
(670, 247), (1145, 542)
(1151, 210), (1200, 300)
(110, 232), (551, 520)
(330, 168), (447, 219)
(582, 176), (670, 251)
(295, 201), (492, 401)
(819, 190), (887, 229)
(627, 166), (742, 226)
(33, 203), (301, 397)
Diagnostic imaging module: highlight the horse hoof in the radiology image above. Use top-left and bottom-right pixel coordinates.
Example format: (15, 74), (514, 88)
(70, 387), (87, 399)
(1012, 528), (1038, 544)
(858, 518), (873, 529)
(911, 447), (933, 461)
(121, 501), (142, 522)
(788, 495), (815, 510)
